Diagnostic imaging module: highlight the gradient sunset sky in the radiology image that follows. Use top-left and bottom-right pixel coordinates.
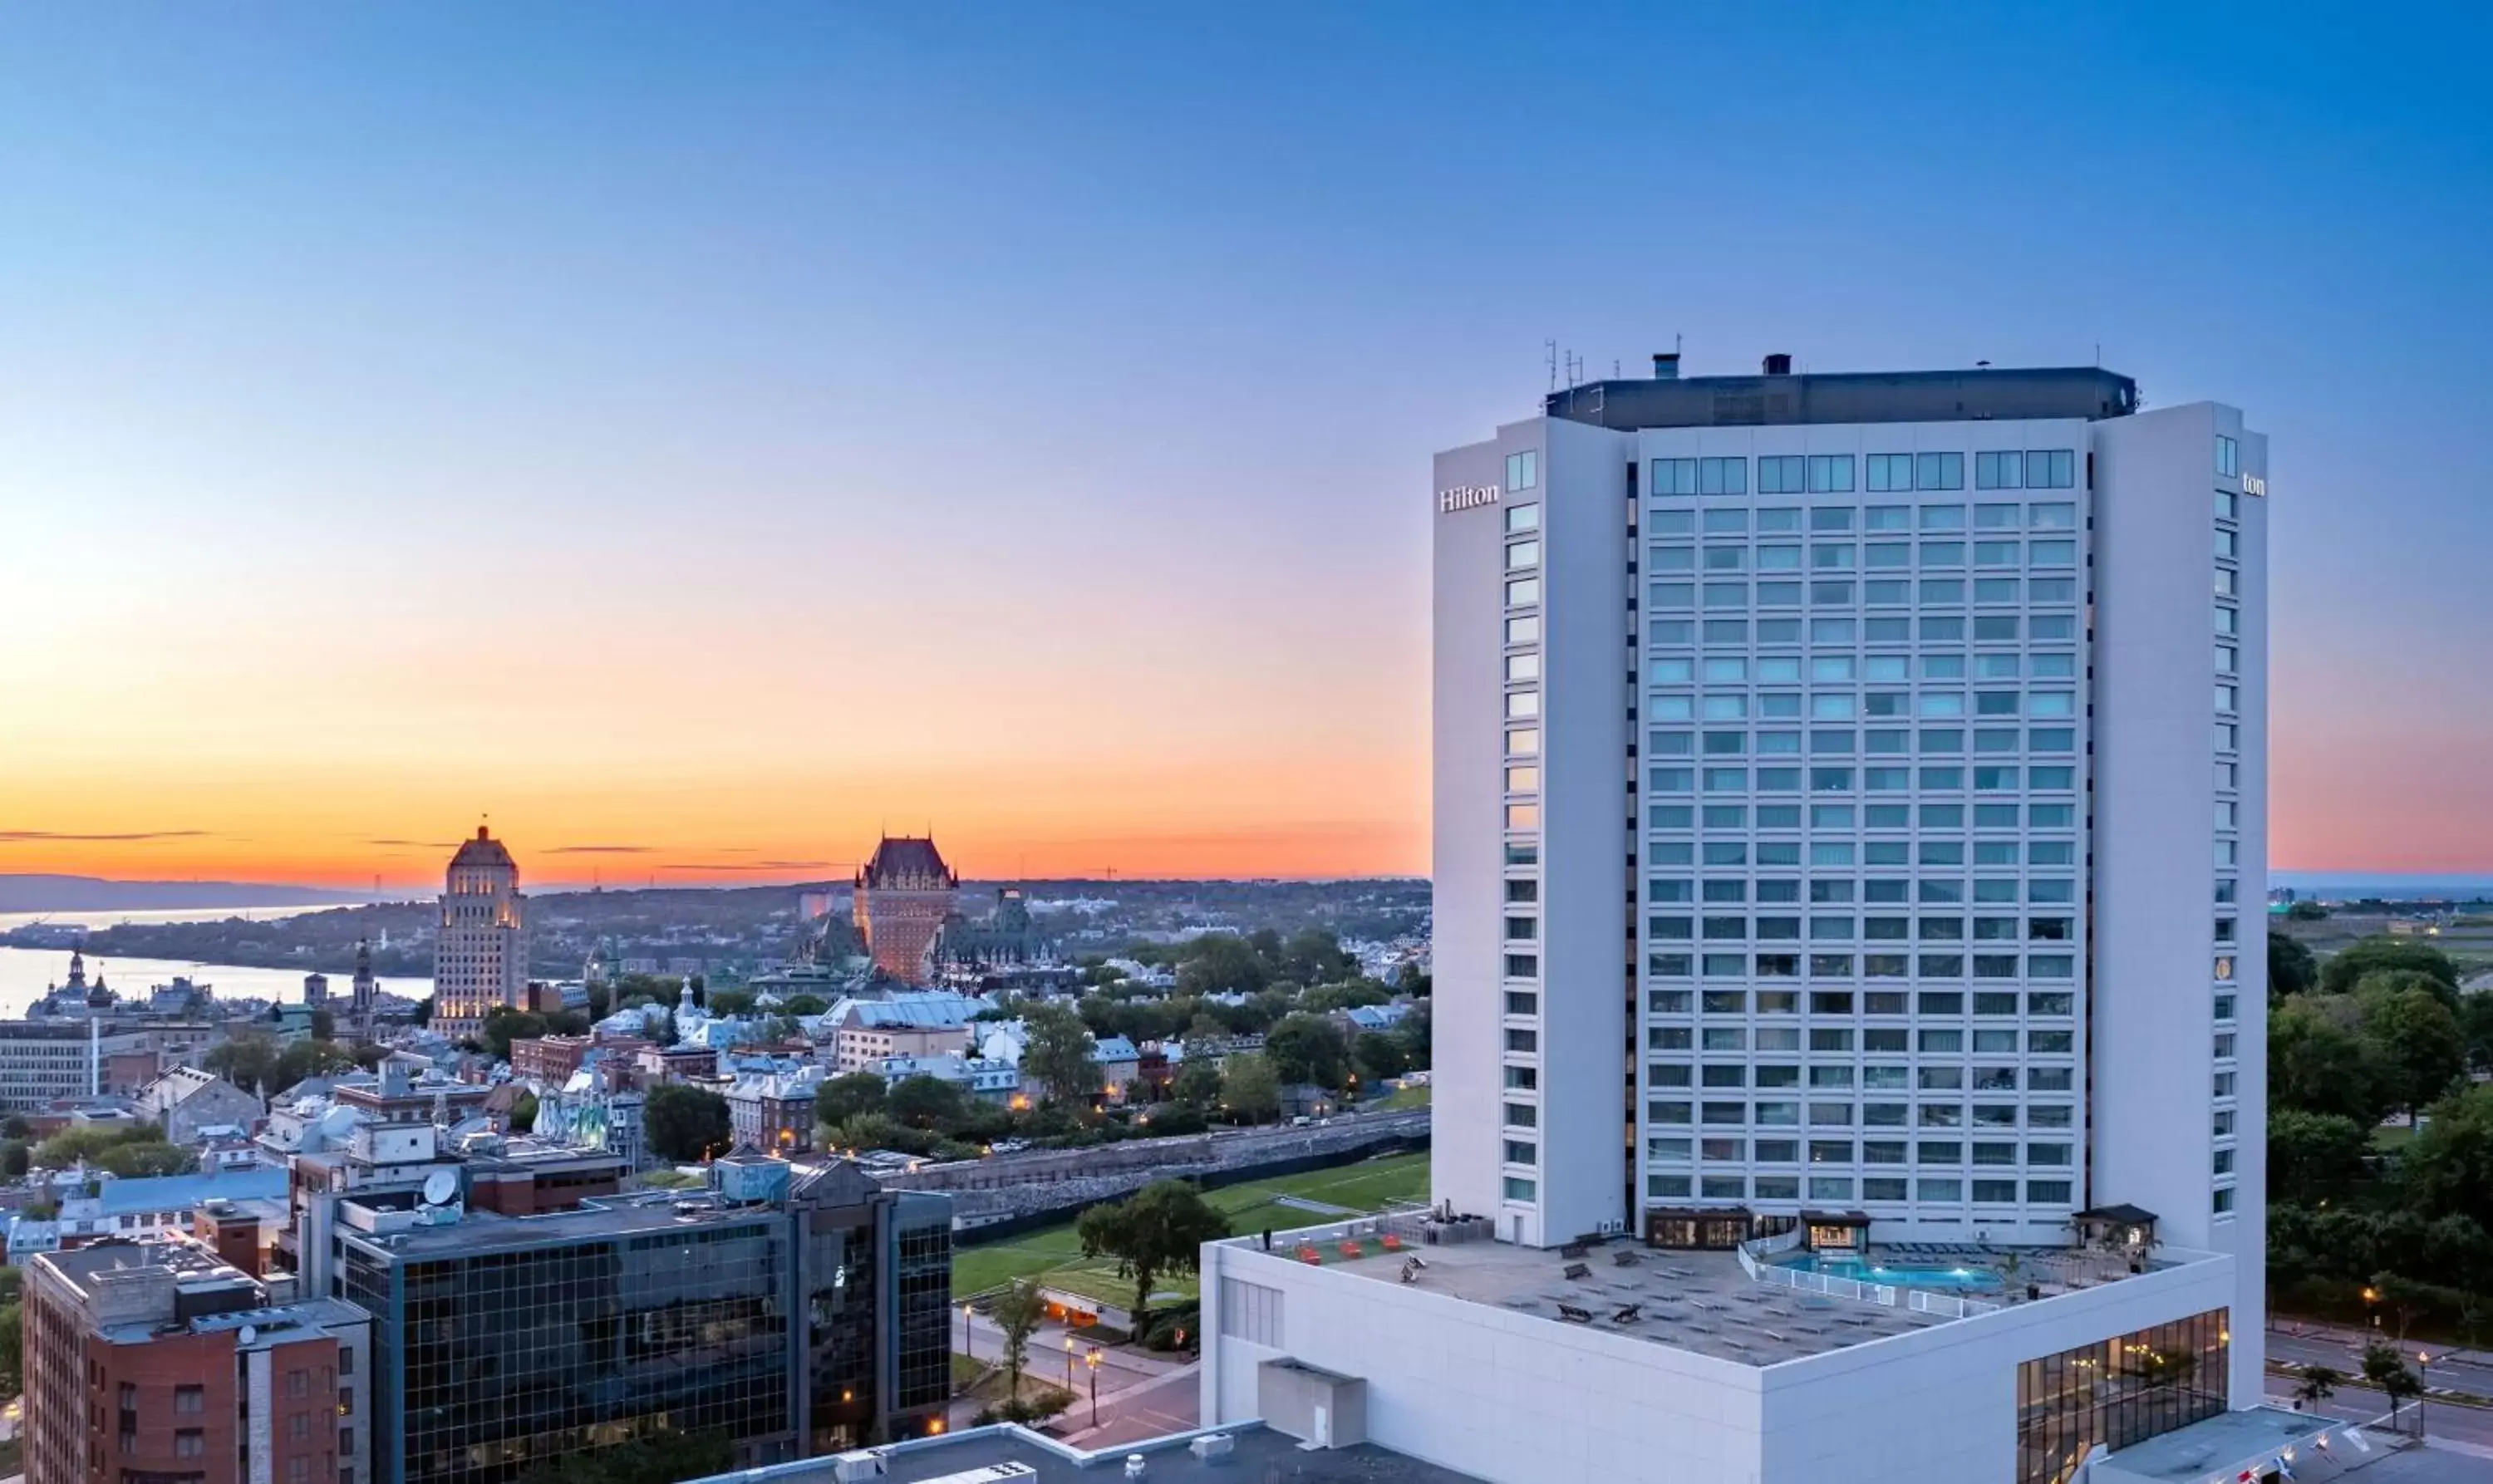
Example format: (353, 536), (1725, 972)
(4, 3), (2490, 889)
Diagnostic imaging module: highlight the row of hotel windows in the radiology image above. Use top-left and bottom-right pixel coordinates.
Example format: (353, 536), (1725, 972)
(1637, 1095), (2076, 1122)
(1655, 691), (2078, 722)
(1645, 578), (2082, 608)
(1648, 540), (2077, 572)
(1649, 450), (2078, 498)
(1641, 752), (2078, 784)
(1643, 1138), (2071, 1164)
(1638, 1176), (2074, 1204)
(1653, 503), (2077, 536)
(1647, 765), (2075, 796)
(1639, 615), (2078, 646)
(1640, 989), (2089, 1021)
(1645, 839), (2074, 869)
(1649, 656), (2075, 685)
(1641, 1030), (2074, 1059)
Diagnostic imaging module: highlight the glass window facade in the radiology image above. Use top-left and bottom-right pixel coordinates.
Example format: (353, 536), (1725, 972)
(2016, 1309), (2230, 1484)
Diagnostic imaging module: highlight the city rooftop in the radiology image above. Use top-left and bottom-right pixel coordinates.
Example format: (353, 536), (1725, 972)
(1542, 359), (2138, 431)
(1225, 1220), (2213, 1368)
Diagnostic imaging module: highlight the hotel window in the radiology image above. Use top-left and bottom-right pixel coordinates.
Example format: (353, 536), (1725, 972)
(1505, 691), (1539, 720)
(1808, 455), (1855, 493)
(1503, 916), (1537, 941)
(1505, 577), (1539, 607)
(1698, 457), (1747, 495)
(1503, 803), (1537, 830)
(1504, 1140), (1537, 1166)
(1506, 615), (1540, 646)
(1975, 450), (2022, 489)
(1505, 653), (1540, 683)
(1916, 452), (1964, 490)
(2214, 528), (2238, 559)
(1652, 457), (1698, 496)
(1507, 727), (1538, 756)
(1505, 502), (1539, 533)
(1758, 455), (1806, 494)
(1866, 453), (1914, 491)
(2215, 488), (2239, 520)
(2215, 435), (2239, 477)
(2024, 450), (2077, 489)
(1506, 539), (1540, 571)
(1506, 450), (1540, 491)
(1503, 1177), (1537, 1201)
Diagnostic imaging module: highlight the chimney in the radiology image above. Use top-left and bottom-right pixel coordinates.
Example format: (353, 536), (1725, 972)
(1650, 352), (1680, 381)
(1762, 353), (1792, 376)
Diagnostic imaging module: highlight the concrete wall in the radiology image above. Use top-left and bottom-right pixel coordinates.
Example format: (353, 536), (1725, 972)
(2090, 403), (2266, 1402)
(1202, 1236), (2238, 1484)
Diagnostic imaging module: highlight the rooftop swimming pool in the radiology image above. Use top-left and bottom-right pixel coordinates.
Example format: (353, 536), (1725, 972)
(1775, 1253), (2004, 1291)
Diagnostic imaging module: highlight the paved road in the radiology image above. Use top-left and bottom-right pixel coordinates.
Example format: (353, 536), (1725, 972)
(2263, 1384), (2493, 1454)
(953, 1308), (1181, 1398)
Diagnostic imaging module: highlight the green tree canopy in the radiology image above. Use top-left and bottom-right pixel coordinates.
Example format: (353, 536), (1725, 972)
(2269, 1109), (2372, 1205)
(1264, 1014), (1350, 1089)
(1168, 1059), (1223, 1110)
(1021, 1002), (1101, 1109)
(642, 1084), (733, 1162)
(2363, 985), (2468, 1124)
(2322, 937), (2460, 999)
(886, 1074), (971, 1133)
(509, 1091), (539, 1134)
(34, 1122), (169, 1172)
(2402, 1084), (2493, 1232)
(1075, 1178), (1232, 1331)
(814, 1072), (888, 1128)
(479, 1006), (552, 1062)
(272, 1038), (360, 1096)
(202, 1034), (282, 1100)
(1174, 935), (1268, 997)
(1351, 1031), (1409, 1086)
(1220, 1053), (1281, 1124)
(2269, 930), (2318, 1000)
(2270, 997), (2392, 1125)
(780, 994), (829, 1017)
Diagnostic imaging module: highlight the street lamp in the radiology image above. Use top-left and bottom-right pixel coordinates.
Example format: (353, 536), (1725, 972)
(1065, 1335), (1076, 1388)
(960, 1302), (975, 1357)
(1085, 1347), (1103, 1427)
(2363, 1286), (2380, 1329)
(2418, 1353), (2433, 1438)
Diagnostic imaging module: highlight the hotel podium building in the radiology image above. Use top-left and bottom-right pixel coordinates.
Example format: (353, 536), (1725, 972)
(1200, 358), (2274, 1484)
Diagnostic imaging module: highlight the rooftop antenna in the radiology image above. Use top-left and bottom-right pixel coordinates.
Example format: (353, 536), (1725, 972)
(1545, 340), (1558, 393)
(1612, 358), (1621, 379)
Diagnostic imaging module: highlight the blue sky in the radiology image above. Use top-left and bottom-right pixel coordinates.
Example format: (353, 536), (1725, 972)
(2, 2), (2489, 880)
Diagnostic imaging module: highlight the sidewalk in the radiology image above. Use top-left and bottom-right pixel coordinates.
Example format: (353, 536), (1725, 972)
(2274, 1318), (2493, 1373)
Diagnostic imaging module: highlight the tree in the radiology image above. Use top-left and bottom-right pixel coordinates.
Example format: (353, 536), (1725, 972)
(0, 1115), (30, 1140)
(0, 1300), (20, 1400)
(1174, 935), (1267, 997)
(1022, 1002), (1101, 1108)
(2363, 985), (2467, 1125)
(1352, 1031), (1409, 1086)
(2463, 992), (2493, 1076)
(479, 1005), (551, 1062)
(2322, 937), (2460, 1000)
(990, 1276), (1047, 1403)
(1265, 1014), (1350, 1090)
(2293, 1364), (2342, 1411)
(309, 1008), (337, 1041)
(1394, 1000), (1433, 1069)
(642, 1084), (732, 1162)
(704, 987), (755, 1017)
(509, 1091), (539, 1134)
(98, 1142), (195, 1178)
(203, 1034), (282, 1101)
(1220, 1054), (1281, 1124)
(272, 1038), (359, 1096)
(887, 1074), (971, 1133)
(2269, 930), (2318, 1000)
(1278, 929), (1354, 985)
(782, 994), (829, 1017)
(2269, 1110), (2372, 1205)
(1169, 1059), (1222, 1109)
(1075, 1179), (1232, 1333)
(2285, 900), (2330, 921)
(34, 1123), (170, 1171)
(815, 1072), (888, 1128)
(2362, 1340), (2422, 1426)
(411, 995), (433, 1025)
(0, 1140), (27, 1178)
(2402, 1084), (2493, 1231)
(2269, 999), (2391, 1124)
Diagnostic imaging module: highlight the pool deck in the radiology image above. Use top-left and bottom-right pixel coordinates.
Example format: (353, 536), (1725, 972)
(1235, 1229), (2196, 1369)
(1249, 1234), (1953, 1365)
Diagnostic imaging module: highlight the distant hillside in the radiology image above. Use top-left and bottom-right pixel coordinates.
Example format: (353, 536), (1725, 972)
(0, 874), (368, 913)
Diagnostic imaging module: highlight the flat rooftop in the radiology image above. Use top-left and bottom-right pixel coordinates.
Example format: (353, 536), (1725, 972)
(715, 1424), (1483, 1484)
(1544, 363), (2137, 431)
(2095, 1406), (2332, 1482)
(341, 1192), (775, 1259)
(1237, 1228), (2196, 1368)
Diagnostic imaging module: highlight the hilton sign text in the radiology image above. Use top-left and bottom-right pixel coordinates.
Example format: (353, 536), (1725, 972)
(1438, 484), (1502, 514)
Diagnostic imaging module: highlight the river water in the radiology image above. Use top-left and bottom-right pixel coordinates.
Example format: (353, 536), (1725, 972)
(0, 907), (429, 1017)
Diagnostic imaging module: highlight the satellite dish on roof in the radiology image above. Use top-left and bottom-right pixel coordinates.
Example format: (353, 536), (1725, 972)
(238, 1325), (257, 1346)
(420, 1169), (458, 1206)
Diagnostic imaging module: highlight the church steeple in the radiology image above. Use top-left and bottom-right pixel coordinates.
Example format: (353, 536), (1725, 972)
(66, 949), (86, 991)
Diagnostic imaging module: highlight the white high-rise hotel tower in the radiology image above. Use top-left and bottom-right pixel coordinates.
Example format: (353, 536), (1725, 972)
(1196, 357), (2277, 1482)
(432, 824), (529, 1040)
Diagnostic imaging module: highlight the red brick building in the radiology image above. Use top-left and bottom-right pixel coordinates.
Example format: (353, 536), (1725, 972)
(23, 1243), (370, 1484)
(853, 836), (958, 983)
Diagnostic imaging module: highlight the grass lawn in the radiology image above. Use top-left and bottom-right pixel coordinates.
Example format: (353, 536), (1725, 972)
(954, 1151), (1429, 1306)
(1384, 1083), (1433, 1110)
(951, 1353), (990, 1391)
(2373, 1121), (2420, 1150)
